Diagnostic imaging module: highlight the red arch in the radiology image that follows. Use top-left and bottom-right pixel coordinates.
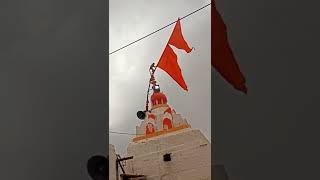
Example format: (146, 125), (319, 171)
(164, 107), (172, 114)
(146, 123), (155, 135)
(163, 118), (173, 130)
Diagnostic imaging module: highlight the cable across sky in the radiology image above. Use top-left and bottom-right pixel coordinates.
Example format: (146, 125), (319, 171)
(109, 3), (211, 55)
(109, 3), (211, 136)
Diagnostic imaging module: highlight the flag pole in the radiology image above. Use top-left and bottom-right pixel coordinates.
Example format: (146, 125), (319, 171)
(145, 63), (159, 112)
(145, 80), (151, 112)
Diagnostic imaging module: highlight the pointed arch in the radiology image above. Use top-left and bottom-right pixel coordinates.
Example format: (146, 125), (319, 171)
(146, 123), (155, 135)
(163, 118), (173, 130)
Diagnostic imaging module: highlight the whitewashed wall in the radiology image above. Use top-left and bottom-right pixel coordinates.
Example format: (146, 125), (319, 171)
(124, 128), (211, 180)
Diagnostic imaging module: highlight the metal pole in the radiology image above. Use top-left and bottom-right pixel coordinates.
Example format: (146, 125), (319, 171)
(116, 159), (119, 180)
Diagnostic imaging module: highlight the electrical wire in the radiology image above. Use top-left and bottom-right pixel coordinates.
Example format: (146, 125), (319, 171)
(109, 3), (211, 55)
(108, 3), (211, 136)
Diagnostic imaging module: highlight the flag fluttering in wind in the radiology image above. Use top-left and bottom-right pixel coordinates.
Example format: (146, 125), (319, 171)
(157, 18), (192, 91)
(212, 1), (247, 93)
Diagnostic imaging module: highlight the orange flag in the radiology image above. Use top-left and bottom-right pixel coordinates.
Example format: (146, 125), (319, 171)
(168, 18), (192, 53)
(157, 45), (188, 91)
(212, 1), (247, 93)
(157, 18), (192, 91)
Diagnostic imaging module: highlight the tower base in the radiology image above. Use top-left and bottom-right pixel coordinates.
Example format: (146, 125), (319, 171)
(124, 128), (211, 180)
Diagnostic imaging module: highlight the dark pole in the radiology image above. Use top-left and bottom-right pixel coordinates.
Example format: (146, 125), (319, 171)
(116, 160), (119, 180)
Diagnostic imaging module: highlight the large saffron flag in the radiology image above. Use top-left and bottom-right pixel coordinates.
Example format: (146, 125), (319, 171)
(157, 18), (192, 91)
(212, 1), (247, 93)
(168, 19), (192, 53)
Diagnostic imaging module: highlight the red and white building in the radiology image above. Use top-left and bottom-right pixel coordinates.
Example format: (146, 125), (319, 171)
(109, 90), (211, 180)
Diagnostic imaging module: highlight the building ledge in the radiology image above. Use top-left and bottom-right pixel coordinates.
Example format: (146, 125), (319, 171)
(132, 124), (190, 142)
(120, 174), (146, 180)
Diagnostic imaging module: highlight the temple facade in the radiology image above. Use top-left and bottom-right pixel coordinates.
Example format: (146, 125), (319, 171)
(109, 90), (211, 180)
(133, 91), (190, 142)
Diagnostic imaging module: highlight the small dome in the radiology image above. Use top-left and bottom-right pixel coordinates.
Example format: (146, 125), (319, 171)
(151, 92), (167, 106)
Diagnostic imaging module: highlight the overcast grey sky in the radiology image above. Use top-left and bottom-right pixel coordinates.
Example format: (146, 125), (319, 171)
(109, 0), (211, 155)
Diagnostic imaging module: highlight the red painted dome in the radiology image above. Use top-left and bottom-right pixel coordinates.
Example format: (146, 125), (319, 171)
(151, 92), (167, 106)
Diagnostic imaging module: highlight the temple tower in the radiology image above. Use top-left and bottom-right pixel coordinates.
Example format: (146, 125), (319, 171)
(122, 89), (211, 180)
(110, 63), (211, 180)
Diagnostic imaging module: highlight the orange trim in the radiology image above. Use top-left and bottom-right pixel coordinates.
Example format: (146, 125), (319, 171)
(133, 124), (190, 142)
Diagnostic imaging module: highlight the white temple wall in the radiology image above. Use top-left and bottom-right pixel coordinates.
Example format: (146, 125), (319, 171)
(124, 128), (211, 180)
